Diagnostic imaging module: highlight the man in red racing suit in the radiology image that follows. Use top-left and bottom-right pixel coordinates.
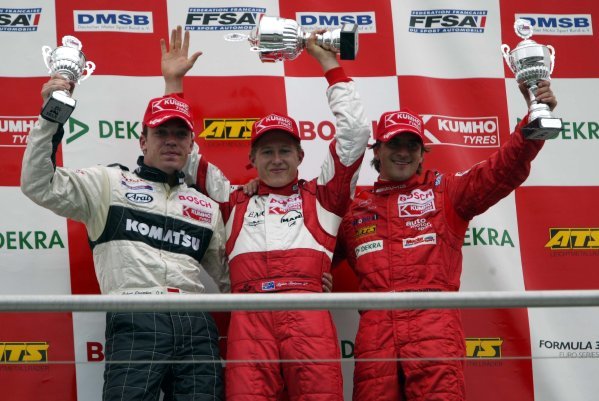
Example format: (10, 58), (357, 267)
(162, 27), (371, 400)
(336, 82), (557, 401)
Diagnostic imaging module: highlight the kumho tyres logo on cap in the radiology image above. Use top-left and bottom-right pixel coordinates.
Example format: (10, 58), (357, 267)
(466, 338), (503, 358)
(0, 230), (64, 250)
(297, 12), (377, 33)
(545, 228), (599, 250)
(66, 117), (141, 144)
(0, 342), (49, 363)
(0, 7), (41, 32)
(515, 14), (593, 36)
(422, 115), (500, 148)
(185, 7), (265, 31)
(409, 9), (487, 34)
(0, 116), (37, 147)
(463, 227), (515, 247)
(199, 118), (256, 140)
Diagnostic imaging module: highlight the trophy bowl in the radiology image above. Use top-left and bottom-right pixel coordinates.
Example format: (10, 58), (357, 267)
(41, 36), (95, 124)
(501, 19), (562, 140)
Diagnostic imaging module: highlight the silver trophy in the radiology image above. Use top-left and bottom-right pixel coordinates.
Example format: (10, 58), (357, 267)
(41, 36), (95, 124)
(501, 19), (562, 140)
(225, 15), (358, 62)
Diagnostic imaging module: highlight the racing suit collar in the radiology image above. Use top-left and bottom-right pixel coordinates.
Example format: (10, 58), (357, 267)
(373, 174), (422, 194)
(257, 176), (300, 196)
(134, 156), (185, 186)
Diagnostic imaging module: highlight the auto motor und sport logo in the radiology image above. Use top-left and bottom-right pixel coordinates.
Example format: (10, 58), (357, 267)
(422, 115), (500, 148)
(515, 14), (593, 36)
(74, 10), (153, 33)
(0, 8), (41, 32)
(185, 7), (265, 31)
(297, 11), (377, 33)
(409, 9), (487, 34)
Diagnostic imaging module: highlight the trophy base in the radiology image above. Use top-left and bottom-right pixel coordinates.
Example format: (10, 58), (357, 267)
(340, 23), (359, 60)
(522, 117), (563, 140)
(41, 91), (76, 124)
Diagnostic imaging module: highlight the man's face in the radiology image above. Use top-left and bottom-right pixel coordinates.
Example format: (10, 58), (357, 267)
(140, 119), (194, 175)
(250, 131), (304, 188)
(374, 133), (424, 182)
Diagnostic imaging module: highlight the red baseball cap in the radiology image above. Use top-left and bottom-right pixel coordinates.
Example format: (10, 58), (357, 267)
(251, 112), (300, 146)
(142, 94), (194, 131)
(374, 108), (424, 144)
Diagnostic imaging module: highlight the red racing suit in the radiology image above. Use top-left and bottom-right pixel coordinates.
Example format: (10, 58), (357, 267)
(186, 67), (371, 400)
(337, 116), (544, 401)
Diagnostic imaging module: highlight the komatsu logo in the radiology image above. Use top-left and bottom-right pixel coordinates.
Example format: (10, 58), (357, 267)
(516, 14), (593, 36)
(125, 218), (200, 250)
(422, 115), (500, 148)
(0, 8), (41, 32)
(410, 9), (487, 34)
(185, 7), (265, 31)
(297, 12), (376, 33)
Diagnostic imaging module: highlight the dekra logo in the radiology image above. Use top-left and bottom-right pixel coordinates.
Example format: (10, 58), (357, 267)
(0, 230), (64, 249)
(463, 227), (514, 247)
(516, 118), (599, 140)
(66, 118), (140, 143)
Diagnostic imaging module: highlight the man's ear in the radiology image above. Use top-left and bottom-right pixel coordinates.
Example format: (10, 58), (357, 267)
(298, 149), (305, 165)
(140, 134), (147, 155)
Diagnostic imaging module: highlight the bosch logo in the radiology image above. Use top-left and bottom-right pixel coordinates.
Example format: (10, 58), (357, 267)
(297, 12), (377, 33)
(0, 8), (41, 32)
(185, 7), (265, 31)
(126, 193), (153, 203)
(74, 10), (153, 33)
(178, 194), (213, 208)
(409, 9), (487, 34)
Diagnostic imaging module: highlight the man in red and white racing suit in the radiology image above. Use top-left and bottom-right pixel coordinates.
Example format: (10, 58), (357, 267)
(336, 82), (557, 400)
(162, 27), (371, 400)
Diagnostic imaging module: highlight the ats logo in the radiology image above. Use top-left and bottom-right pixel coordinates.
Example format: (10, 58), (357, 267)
(515, 14), (592, 36)
(297, 12), (377, 33)
(0, 342), (49, 363)
(74, 10), (153, 33)
(0, 8), (41, 32)
(185, 7), (265, 31)
(466, 338), (503, 358)
(0, 116), (37, 147)
(545, 228), (599, 250)
(410, 9), (487, 34)
(199, 119), (256, 140)
(421, 115), (499, 148)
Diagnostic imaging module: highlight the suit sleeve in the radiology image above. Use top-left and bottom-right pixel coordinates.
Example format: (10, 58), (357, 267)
(316, 68), (371, 216)
(21, 117), (110, 240)
(200, 209), (231, 293)
(445, 115), (544, 221)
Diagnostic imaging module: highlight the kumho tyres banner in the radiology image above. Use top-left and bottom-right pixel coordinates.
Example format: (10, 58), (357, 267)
(0, 0), (598, 400)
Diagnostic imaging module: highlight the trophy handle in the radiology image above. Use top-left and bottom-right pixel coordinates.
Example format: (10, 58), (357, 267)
(547, 45), (556, 74)
(500, 44), (514, 73)
(79, 61), (96, 83)
(41, 46), (53, 73)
